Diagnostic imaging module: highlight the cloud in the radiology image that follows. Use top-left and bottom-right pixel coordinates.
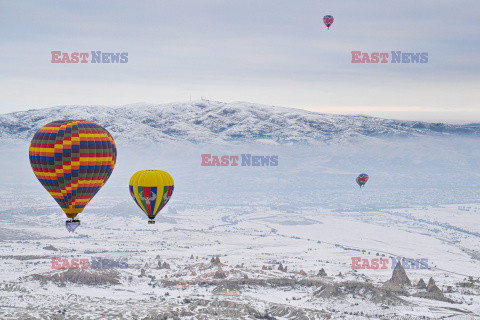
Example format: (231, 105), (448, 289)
(0, 0), (479, 121)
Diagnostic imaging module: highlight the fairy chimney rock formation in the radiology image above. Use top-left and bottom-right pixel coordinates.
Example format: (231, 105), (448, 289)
(416, 278), (427, 289)
(317, 268), (327, 277)
(214, 267), (227, 279)
(386, 262), (411, 287)
(427, 277), (442, 294)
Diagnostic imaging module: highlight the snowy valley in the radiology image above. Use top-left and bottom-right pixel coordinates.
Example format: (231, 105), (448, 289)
(0, 102), (480, 319)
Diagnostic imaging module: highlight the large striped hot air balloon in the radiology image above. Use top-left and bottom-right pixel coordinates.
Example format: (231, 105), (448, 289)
(29, 120), (117, 232)
(129, 170), (174, 224)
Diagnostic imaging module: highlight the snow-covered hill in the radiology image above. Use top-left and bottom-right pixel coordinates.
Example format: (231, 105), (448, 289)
(0, 100), (479, 144)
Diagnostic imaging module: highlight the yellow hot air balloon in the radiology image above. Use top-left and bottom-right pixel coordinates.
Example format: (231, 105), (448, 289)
(129, 170), (174, 224)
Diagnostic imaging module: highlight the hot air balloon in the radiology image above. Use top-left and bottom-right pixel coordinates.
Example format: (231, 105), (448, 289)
(356, 173), (369, 188)
(323, 15), (334, 29)
(129, 170), (174, 224)
(29, 120), (117, 232)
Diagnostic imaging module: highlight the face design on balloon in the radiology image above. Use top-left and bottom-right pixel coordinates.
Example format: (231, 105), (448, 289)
(139, 190), (157, 205)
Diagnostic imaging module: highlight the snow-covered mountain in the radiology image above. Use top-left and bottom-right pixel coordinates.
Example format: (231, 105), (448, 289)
(0, 100), (479, 144)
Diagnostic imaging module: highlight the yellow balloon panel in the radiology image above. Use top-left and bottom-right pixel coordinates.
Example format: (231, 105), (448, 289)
(129, 170), (174, 219)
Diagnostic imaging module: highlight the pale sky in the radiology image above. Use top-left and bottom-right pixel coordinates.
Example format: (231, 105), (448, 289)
(0, 0), (479, 122)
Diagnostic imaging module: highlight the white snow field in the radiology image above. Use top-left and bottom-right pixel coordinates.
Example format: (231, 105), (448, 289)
(0, 102), (479, 319)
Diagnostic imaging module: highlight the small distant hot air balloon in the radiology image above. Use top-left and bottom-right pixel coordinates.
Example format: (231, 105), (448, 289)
(323, 15), (334, 29)
(29, 120), (117, 232)
(356, 173), (369, 188)
(129, 170), (174, 224)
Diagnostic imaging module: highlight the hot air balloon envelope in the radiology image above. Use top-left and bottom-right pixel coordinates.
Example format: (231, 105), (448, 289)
(129, 170), (174, 222)
(29, 120), (117, 231)
(323, 15), (334, 29)
(356, 173), (369, 187)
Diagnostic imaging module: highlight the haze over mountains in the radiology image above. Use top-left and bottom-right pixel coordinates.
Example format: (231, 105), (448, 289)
(1, 100), (479, 144)
(1, 101), (480, 319)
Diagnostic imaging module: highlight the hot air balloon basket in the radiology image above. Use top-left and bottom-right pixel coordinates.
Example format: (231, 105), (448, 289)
(66, 219), (81, 232)
(148, 220), (156, 224)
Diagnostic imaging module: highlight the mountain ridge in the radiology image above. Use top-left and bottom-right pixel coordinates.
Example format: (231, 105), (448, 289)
(1, 100), (479, 144)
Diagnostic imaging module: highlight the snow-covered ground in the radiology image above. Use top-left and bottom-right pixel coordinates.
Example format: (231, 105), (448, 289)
(1, 101), (480, 144)
(0, 103), (480, 319)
